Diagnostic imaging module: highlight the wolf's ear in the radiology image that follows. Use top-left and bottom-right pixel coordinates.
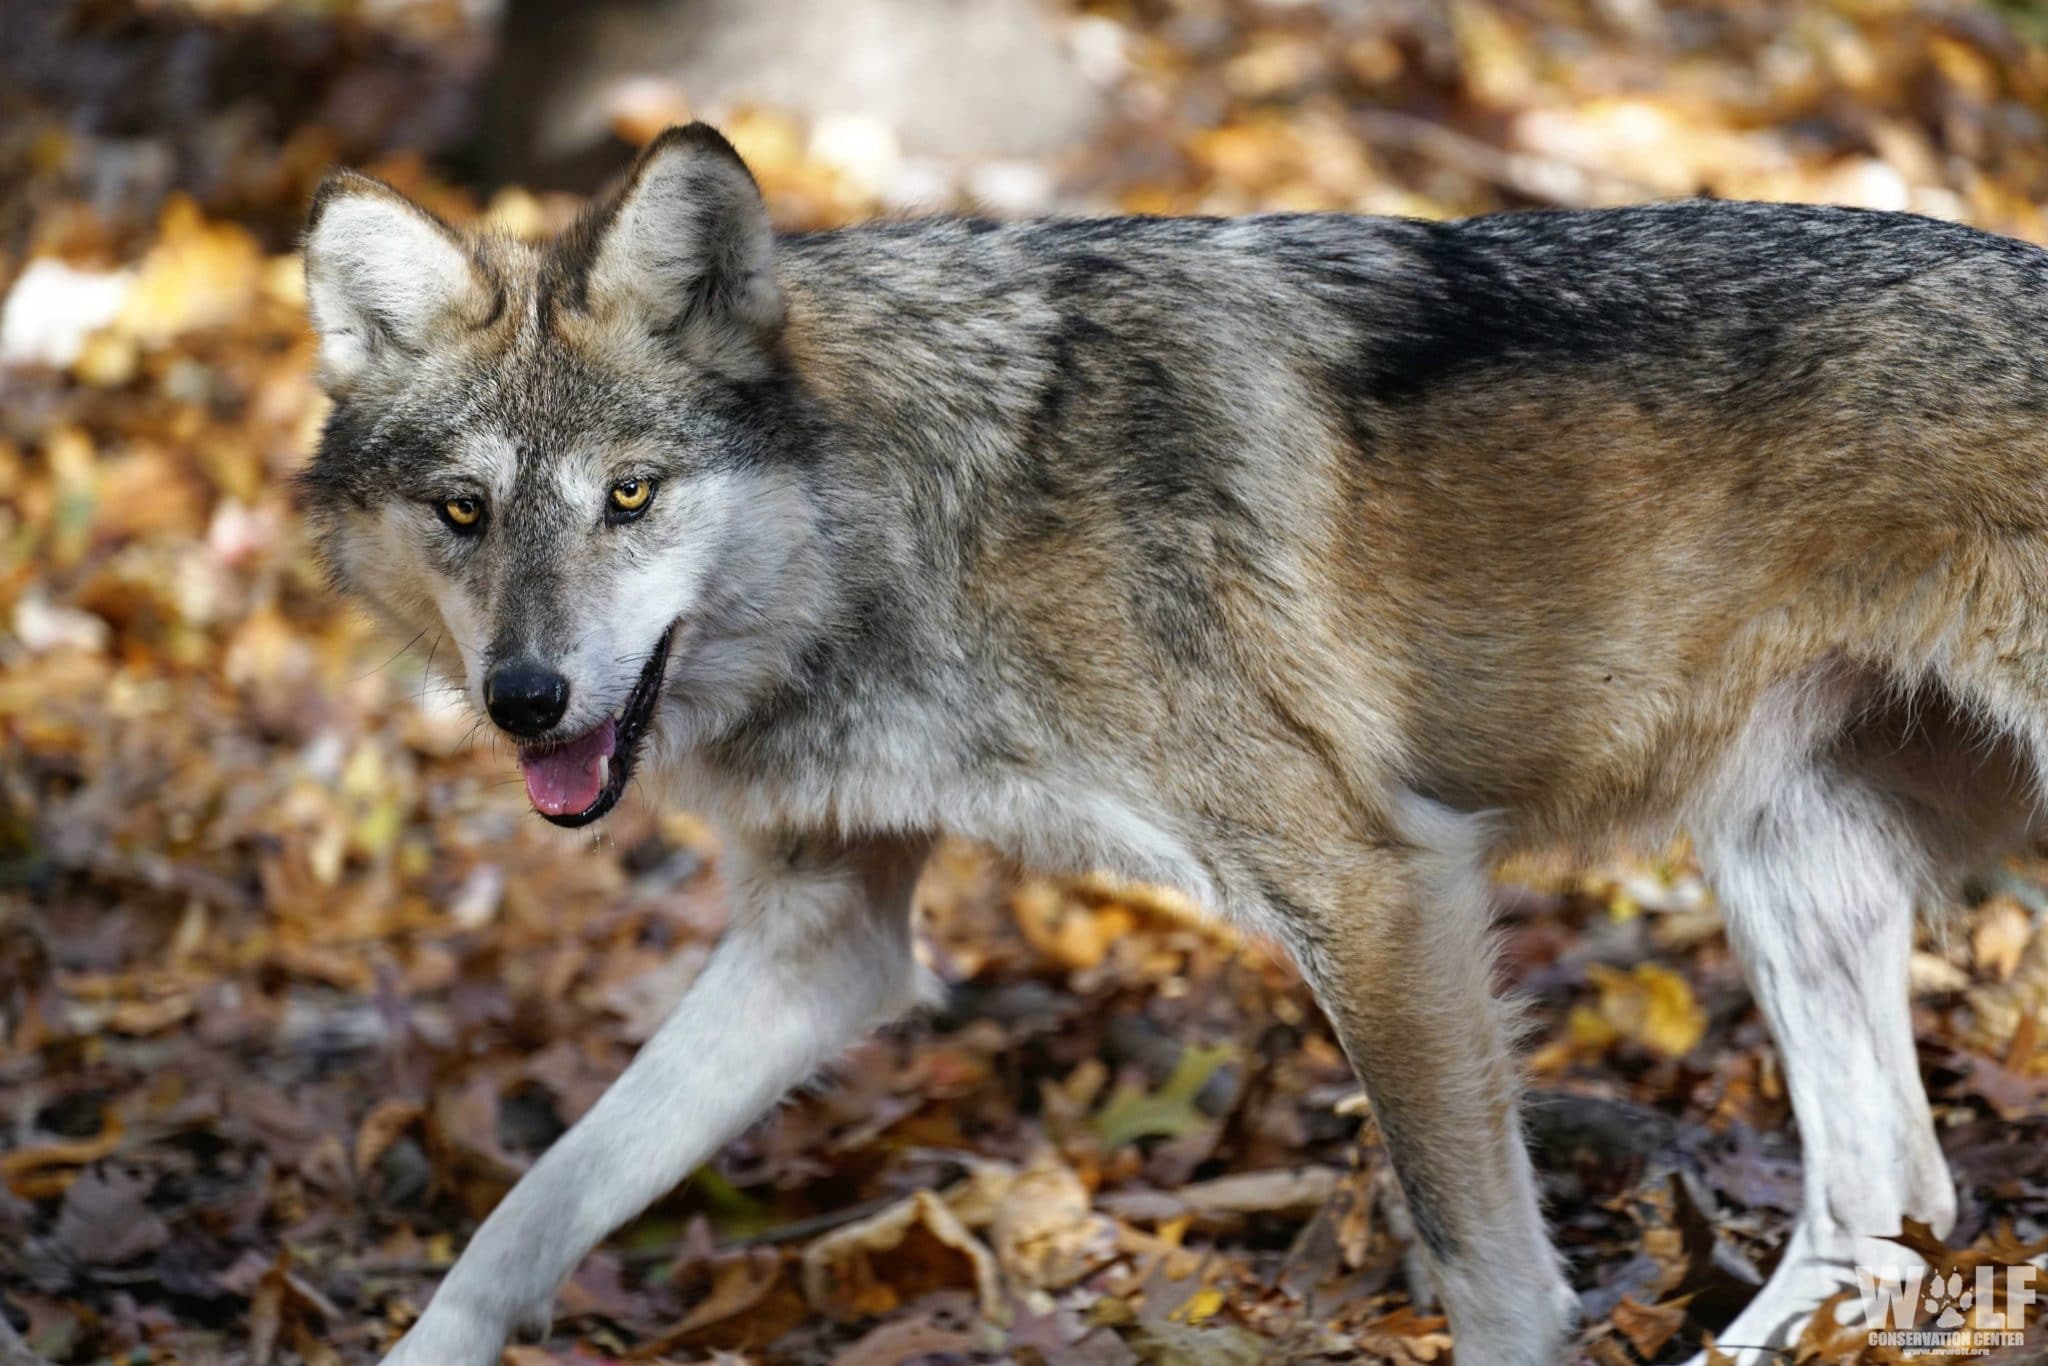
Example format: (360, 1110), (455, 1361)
(579, 124), (781, 359)
(303, 172), (491, 394)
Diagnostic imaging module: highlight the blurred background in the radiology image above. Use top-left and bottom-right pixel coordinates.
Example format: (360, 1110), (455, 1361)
(5, 1), (2048, 1362)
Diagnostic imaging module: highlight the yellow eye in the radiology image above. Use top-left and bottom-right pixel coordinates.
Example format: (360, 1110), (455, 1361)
(610, 479), (652, 514)
(441, 496), (483, 529)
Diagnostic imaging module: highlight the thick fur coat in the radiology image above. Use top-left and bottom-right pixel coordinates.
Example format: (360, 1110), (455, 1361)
(302, 124), (2048, 1364)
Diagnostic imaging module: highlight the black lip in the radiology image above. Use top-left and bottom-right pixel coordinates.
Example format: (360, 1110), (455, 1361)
(531, 624), (677, 829)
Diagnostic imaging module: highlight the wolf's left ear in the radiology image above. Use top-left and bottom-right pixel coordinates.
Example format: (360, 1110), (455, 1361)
(581, 124), (782, 358)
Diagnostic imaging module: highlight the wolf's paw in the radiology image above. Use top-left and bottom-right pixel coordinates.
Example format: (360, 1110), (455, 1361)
(378, 1301), (515, 1366)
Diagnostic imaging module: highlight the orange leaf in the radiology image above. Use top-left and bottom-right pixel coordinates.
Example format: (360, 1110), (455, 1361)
(0, 1110), (124, 1195)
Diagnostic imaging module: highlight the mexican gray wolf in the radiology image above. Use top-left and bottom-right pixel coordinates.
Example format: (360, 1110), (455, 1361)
(302, 122), (2046, 1364)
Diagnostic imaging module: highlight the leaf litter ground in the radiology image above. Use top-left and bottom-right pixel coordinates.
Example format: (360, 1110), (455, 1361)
(5, 1), (2048, 1361)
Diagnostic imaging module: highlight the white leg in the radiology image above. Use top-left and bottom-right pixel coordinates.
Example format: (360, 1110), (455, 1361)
(380, 833), (931, 1366)
(1693, 772), (1954, 1364)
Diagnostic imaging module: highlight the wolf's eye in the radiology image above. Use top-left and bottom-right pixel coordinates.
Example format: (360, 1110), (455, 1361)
(606, 478), (655, 524)
(439, 496), (485, 532)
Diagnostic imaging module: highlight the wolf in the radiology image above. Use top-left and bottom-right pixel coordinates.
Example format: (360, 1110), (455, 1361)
(301, 122), (2048, 1364)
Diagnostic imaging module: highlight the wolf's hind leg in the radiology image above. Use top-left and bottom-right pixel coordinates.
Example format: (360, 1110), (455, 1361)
(1692, 765), (1953, 1364)
(1277, 799), (1577, 1366)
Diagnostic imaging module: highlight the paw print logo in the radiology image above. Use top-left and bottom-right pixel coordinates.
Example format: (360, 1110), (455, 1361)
(1924, 1270), (1973, 1329)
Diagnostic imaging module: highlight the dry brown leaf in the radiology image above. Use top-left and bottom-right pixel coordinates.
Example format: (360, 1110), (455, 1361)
(1357, 1305), (1454, 1363)
(989, 1147), (1115, 1291)
(1176, 1165), (1339, 1219)
(827, 1315), (982, 1366)
(801, 1188), (1007, 1324)
(0, 1110), (123, 1195)
(353, 1099), (425, 1177)
(632, 1252), (784, 1354)
(1611, 1294), (1687, 1359)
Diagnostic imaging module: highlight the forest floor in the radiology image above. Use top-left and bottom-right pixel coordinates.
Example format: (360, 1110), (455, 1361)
(6, 2), (2048, 1362)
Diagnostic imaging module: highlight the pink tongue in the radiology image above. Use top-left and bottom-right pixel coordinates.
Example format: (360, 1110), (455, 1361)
(518, 718), (618, 816)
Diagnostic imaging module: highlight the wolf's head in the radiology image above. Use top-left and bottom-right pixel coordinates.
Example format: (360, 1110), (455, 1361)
(301, 125), (824, 827)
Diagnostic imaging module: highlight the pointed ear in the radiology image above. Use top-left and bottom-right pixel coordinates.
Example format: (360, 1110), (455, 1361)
(579, 124), (782, 356)
(303, 171), (492, 394)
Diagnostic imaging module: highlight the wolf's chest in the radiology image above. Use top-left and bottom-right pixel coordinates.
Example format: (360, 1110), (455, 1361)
(658, 740), (1223, 917)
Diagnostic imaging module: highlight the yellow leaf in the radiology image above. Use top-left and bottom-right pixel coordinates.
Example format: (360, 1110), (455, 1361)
(1586, 963), (1706, 1059)
(116, 197), (263, 344)
(1568, 1003), (1620, 1050)
(1450, 0), (1535, 108)
(1974, 898), (2033, 983)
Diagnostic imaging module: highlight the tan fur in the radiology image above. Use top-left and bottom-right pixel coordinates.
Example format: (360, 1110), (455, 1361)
(303, 134), (2047, 1364)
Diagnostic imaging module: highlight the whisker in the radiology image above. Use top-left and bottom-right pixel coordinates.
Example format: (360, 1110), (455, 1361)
(353, 629), (427, 683)
(419, 632), (443, 709)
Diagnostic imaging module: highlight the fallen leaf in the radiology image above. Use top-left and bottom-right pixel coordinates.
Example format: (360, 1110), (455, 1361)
(1974, 899), (2035, 982)
(353, 1098), (425, 1176)
(827, 1314), (982, 1366)
(1176, 1165), (1339, 1219)
(1092, 1043), (1234, 1148)
(1582, 963), (1707, 1059)
(801, 1188), (1007, 1324)
(990, 1148), (1115, 1291)
(53, 1167), (169, 1266)
(1, 1111), (124, 1196)
(1611, 1294), (1686, 1359)
(635, 1252), (783, 1350)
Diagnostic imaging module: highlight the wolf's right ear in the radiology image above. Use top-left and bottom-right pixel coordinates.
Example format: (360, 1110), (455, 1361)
(303, 172), (491, 395)
(578, 124), (781, 364)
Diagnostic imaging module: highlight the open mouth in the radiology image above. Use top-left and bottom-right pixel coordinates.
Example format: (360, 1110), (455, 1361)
(516, 624), (677, 828)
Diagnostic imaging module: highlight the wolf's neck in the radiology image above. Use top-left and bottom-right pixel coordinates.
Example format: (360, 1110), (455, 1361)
(775, 223), (1062, 585)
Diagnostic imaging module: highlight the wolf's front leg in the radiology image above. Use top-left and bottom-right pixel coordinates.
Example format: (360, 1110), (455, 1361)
(1278, 801), (1577, 1366)
(379, 833), (932, 1366)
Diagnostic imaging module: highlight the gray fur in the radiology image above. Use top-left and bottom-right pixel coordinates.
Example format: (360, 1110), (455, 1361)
(304, 124), (2048, 1365)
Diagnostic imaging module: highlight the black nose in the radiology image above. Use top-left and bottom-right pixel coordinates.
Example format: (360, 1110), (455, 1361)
(485, 660), (569, 737)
